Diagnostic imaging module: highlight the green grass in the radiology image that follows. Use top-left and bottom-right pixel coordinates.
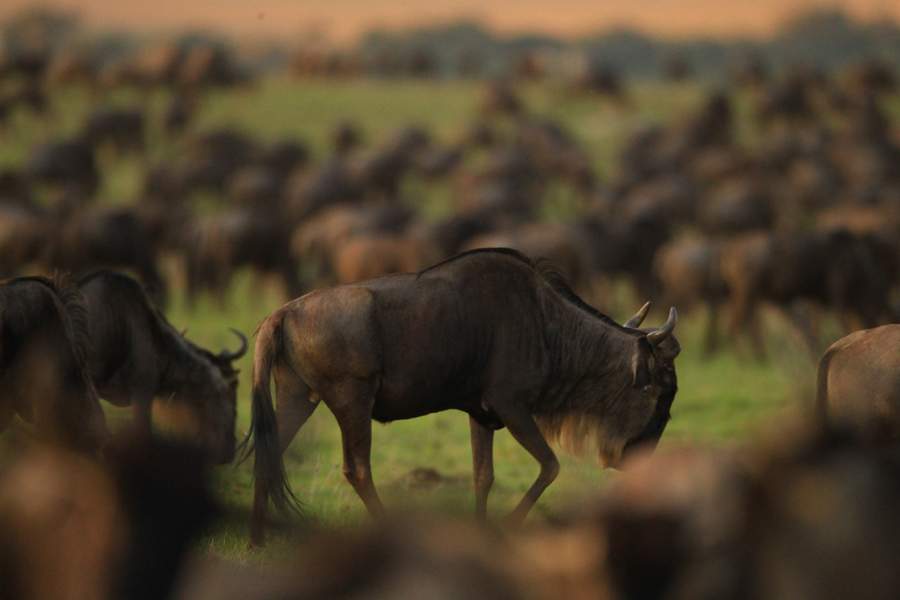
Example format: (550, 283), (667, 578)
(0, 77), (832, 560)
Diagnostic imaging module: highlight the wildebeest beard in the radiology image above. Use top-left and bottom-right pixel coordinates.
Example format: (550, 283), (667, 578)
(534, 356), (676, 468)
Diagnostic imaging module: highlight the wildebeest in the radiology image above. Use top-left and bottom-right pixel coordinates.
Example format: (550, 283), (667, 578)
(242, 249), (680, 544)
(0, 433), (218, 600)
(816, 324), (900, 443)
(183, 209), (302, 303)
(83, 107), (146, 154)
(0, 276), (107, 452)
(654, 237), (728, 356)
(44, 206), (169, 308)
(26, 136), (99, 199)
(77, 271), (247, 463)
(721, 229), (896, 358)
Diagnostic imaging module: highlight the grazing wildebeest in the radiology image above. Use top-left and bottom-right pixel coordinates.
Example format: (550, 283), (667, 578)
(816, 324), (900, 443)
(77, 271), (247, 463)
(243, 249), (680, 544)
(0, 276), (107, 452)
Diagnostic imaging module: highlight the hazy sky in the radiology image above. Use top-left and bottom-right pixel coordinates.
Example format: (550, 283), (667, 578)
(3, 0), (898, 42)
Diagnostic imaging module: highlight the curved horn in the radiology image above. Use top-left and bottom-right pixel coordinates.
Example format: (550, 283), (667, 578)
(647, 307), (678, 346)
(624, 301), (651, 329)
(220, 328), (248, 361)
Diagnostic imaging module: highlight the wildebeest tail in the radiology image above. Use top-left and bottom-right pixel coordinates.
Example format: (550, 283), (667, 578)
(238, 311), (303, 516)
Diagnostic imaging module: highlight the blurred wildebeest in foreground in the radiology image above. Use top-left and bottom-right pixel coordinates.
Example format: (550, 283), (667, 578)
(0, 276), (107, 452)
(0, 434), (217, 600)
(816, 324), (900, 443)
(177, 517), (524, 600)
(242, 248), (680, 545)
(78, 271), (246, 463)
(536, 418), (900, 600)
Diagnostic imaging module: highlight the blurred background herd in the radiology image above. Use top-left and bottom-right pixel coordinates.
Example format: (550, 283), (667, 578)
(0, 2), (899, 598)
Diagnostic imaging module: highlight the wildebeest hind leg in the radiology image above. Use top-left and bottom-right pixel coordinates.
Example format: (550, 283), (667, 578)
(469, 416), (495, 521)
(274, 365), (319, 455)
(491, 403), (559, 526)
(322, 378), (385, 518)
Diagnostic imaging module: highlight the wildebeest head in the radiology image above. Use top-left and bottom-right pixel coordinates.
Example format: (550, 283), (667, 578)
(619, 303), (680, 464)
(182, 329), (247, 464)
(537, 302), (680, 470)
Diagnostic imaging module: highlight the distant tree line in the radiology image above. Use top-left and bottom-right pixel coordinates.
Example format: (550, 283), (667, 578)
(2, 7), (899, 79)
(355, 10), (900, 79)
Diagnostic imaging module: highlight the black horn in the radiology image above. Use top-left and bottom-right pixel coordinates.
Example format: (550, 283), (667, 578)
(624, 301), (651, 329)
(220, 328), (248, 361)
(647, 307), (678, 346)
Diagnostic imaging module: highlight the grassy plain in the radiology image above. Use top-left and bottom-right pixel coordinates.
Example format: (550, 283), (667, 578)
(1, 77), (837, 560)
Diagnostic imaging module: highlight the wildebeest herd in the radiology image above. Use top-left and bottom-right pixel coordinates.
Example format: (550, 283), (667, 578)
(0, 29), (899, 600)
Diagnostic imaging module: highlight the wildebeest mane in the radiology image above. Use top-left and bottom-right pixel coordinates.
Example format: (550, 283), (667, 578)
(5, 274), (94, 372)
(416, 247), (533, 277)
(421, 247), (634, 333)
(1, 273), (102, 447)
(532, 258), (635, 333)
(78, 270), (224, 372)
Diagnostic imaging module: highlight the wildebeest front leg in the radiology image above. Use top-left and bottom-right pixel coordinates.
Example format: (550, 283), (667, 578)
(469, 416), (495, 521)
(323, 379), (385, 518)
(492, 403), (559, 526)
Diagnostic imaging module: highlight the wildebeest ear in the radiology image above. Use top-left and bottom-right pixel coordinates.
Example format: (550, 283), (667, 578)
(631, 341), (652, 388)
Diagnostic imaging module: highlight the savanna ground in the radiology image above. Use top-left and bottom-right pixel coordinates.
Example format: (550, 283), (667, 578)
(2, 77), (880, 561)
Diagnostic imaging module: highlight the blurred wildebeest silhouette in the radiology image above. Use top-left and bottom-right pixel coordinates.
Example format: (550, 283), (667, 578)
(0, 276), (107, 452)
(43, 205), (169, 307)
(463, 222), (594, 293)
(816, 324), (900, 444)
(44, 47), (98, 88)
(290, 203), (416, 285)
(353, 126), (431, 200)
(242, 249), (680, 544)
(662, 53), (693, 82)
(78, 271), (246, 463)
(83, 106), (146, 154)
(0, 199), (47, 278)
(576, 60), (627, 103)
(26, 135), (99, 199)
(480, 80), (524, 116)
(721, 229), (897, 359)
(181, 128), (259, 194)
(654, 237), (729, 356)
(329, 234), (440, 284)
(183, 208), (303, 303)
